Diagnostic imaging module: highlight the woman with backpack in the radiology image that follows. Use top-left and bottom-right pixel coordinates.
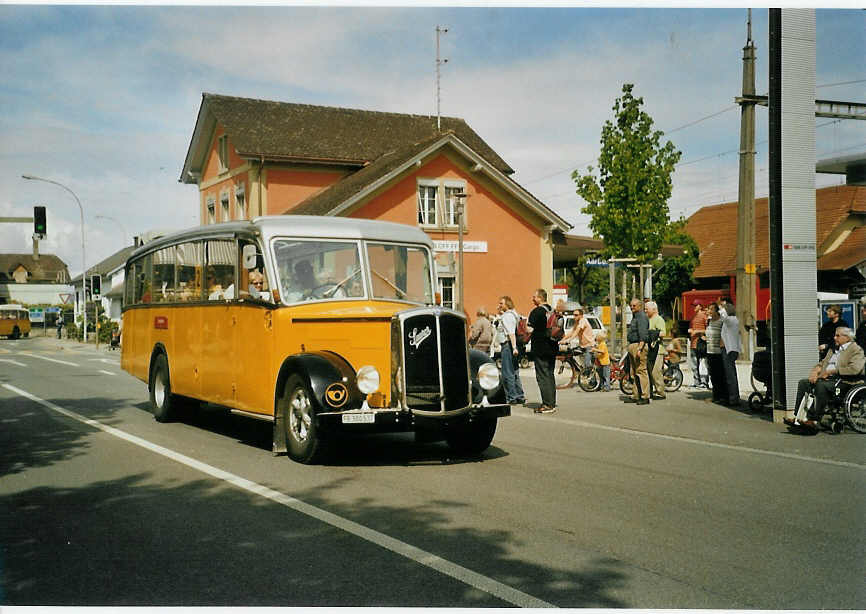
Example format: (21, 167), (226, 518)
(496, 295), (526, 405)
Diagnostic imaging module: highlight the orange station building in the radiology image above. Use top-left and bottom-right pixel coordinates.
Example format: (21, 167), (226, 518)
(180, 93), (571, 316)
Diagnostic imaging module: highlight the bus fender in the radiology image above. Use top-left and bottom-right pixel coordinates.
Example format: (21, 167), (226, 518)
(275, 351), (364, 413)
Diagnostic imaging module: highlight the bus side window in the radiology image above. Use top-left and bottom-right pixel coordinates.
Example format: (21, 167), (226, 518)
(206, 240), (237, 301)
(177, 241), (203, 302)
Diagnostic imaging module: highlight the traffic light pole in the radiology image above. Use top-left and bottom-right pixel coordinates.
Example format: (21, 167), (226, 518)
(22, 175), (88, 344)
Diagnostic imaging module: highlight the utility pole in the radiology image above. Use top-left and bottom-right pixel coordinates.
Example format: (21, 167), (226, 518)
(435, 25), (448, 132)
(736, 9), (758, 359)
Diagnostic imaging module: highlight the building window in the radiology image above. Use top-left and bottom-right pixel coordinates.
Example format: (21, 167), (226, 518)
(417, 179), (467, 229)
(417, 183), (437, 226)
(235, 184), (246, 220)
(218, 135), (229, 173)
(438, 275), (455, 309)
(221, 191), (230, 221)
(206, 196), (216, 224)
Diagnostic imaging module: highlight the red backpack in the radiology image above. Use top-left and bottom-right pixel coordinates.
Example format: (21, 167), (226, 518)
(545, 306), (565, 341)
(515, 315), (531, 344)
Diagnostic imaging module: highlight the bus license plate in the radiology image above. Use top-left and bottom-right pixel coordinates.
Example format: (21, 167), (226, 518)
(342, 412), (375, 424)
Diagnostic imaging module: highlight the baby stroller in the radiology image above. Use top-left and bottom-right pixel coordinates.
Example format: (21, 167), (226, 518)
(748, 350), (773, 410)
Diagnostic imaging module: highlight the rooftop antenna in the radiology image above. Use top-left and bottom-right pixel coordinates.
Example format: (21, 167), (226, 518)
(436, 25), (448, 131)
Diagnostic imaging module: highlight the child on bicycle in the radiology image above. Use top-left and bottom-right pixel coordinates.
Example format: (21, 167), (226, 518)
(592, 330), (611, 391)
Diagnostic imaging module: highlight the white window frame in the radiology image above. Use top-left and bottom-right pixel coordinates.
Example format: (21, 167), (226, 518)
(206, 196), (216, 225)
(417, 180), (438, 227)
(217, 135), (229, 173)
(437, 275), (456, 310)
(220, 191), (230, 222)
(417, 178), (467, 230)
(235, 184), (246, 220)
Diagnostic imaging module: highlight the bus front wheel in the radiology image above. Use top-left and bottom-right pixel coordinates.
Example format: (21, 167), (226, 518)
(149, 353), (177, 422)
(283, 374), (324, 464)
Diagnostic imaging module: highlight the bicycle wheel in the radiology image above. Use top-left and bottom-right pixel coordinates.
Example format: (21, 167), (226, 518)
(620, 375), (633, 396)
(664, 365), (683, 392)
(554, 357), (576, 389)
(578, 367), (601, 392)
(844, 385), (866, 433)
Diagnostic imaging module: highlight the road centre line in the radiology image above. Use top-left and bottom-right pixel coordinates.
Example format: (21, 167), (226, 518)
(19, 353), (78, 367)
(512, 412), (865, 470)
(1, 383), (554, 609)
(98, 370), (116, 376)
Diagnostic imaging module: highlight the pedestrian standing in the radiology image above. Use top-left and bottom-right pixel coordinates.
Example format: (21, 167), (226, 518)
(719, 299), (741, 406)
(705, 302), (726, 404)
(645, 300), (667, 400)
(56, 314), (63, 339)
(818, 304), (851, 359)
(468, 307), (494, 355)
(528, 288), (557, 413)
(687, 301), (708, 387)
(625, 298), (651, 405)
(592, 329), (612, 391)
(496, 296), (526, 405)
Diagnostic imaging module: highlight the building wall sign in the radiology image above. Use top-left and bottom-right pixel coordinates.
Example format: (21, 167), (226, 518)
(433, 240), (488, 253)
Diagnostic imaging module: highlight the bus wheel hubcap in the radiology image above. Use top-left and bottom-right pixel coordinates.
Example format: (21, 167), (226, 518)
(289, 388), (312, 442)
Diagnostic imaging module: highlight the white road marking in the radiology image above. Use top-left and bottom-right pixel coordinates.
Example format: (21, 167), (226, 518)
(513, 411), (865, 470)
(19, 353), (78, 367)
(0, 358), (27, 367)
(89, 358), (119, 364)
(98, 370), (116, 376)
(1, 383), (554, 609)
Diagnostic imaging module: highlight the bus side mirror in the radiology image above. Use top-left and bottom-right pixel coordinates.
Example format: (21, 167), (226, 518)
(242, 244), (258, 269)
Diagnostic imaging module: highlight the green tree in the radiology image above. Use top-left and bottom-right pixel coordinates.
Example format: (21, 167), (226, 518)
(573, 84), (682, 262)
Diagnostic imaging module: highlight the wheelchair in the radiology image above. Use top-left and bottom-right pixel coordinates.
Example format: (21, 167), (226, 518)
(785, 378), (866, 434)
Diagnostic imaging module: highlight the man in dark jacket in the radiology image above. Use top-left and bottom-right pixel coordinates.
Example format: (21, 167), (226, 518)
(626, 297), (651, 405)
(528, 288), (557, 414)
(818, 304), (850, 359)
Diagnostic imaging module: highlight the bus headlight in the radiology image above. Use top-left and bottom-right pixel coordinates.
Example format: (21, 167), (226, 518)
(356, 365), (380, 394)
(477, 363), (500, 391)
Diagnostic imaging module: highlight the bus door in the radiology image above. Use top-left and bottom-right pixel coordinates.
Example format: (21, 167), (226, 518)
(200, 239), (238, 406)
(233, 242), (276, 414)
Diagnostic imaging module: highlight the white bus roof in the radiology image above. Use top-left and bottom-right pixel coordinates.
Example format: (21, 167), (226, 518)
(129, 215), (434, 261)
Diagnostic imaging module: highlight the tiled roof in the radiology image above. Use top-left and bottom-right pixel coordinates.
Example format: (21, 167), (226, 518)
(0, 253), (69, 283)
(192, 93), (513, 175)
(686, 184), (866, 278)
(69, 245), (136, 283)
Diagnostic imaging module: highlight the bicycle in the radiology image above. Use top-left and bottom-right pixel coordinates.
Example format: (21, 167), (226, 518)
(617, 355), (682, 395)
(554, 346), (590, 390)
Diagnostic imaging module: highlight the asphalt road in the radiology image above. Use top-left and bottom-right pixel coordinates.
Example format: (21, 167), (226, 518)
(1, 335), (864, 608)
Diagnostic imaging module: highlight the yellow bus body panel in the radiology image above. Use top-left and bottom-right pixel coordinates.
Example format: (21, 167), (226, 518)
(122, 299), (405, 416)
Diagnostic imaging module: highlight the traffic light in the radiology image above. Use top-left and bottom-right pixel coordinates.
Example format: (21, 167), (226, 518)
(91, 274), (101, 298)
(34, 206), (46, 237)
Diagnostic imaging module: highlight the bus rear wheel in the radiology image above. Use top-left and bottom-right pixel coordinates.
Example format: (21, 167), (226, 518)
(149, 353), (177, 422)
(283, 374), (324, 464)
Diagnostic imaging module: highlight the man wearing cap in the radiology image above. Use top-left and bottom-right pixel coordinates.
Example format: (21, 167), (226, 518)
(687, 300), (708, 388)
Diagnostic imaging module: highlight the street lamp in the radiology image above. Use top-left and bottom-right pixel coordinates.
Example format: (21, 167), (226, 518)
(95, 214), (128, 247)
(22, 174), (88, 343)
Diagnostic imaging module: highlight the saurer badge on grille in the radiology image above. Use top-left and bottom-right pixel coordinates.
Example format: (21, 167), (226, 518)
(408, 326), (432, 349)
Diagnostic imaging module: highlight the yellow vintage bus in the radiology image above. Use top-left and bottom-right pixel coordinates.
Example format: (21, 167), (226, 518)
(0, 305), (31, 339)
(121, 216), (509, 463)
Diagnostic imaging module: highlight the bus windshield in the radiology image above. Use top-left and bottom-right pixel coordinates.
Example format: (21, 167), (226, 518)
(367, 242), (433, 304)
(271, 238), (433, 305)
(273, 239), (365, 303)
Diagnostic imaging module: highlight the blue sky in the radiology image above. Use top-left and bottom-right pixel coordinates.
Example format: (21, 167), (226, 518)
(1, 5), (863, 276)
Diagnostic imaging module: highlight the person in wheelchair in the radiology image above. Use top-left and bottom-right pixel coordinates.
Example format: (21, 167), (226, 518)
(786, 327), (865, 428)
